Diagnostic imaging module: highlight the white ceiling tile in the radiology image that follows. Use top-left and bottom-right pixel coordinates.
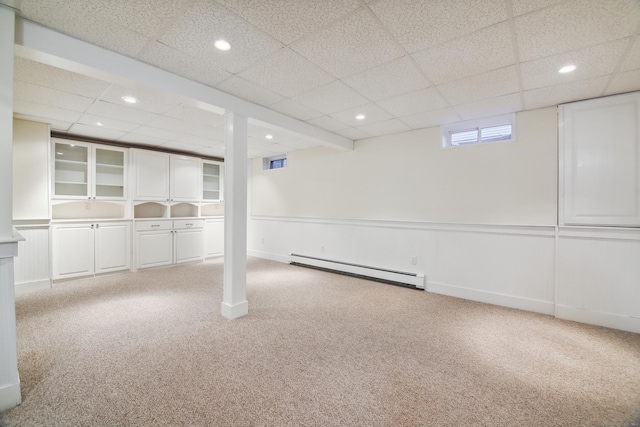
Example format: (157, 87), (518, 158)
(370, 0), (508, 53)
(376, 87), (449, 117)
(158, 0), (283, 74)
(175, 134), (220, 147)
(86, 100), (159, 125)
(247, 122), (301, 144)
(605, 69), (640, 96)
(217, 0), (360, 45)
(342, 56), (431, 101)
(13, 113), (72, 132)
(239, 48), (335, 97)
(293, 81), (369, 114)
(131, 126), (185, 141)
(620, 37), (640, 72)
(137, 42), (232, 88)
(356, 118), (411, 137)
(14, 81), (95, 112)
(412, 22), (516, 85)
(269, 99), (324, 121)
(100, 84), (183, 114)
(437, 66), (520, 105)
(216, 76), (285, 107)
(291, 8), (404, 78)
(334, 127), (372, 140)
(67, 123), (126, 141)
(306, 115), (351, 132)
(510, 0), (566, 16)
(163, 104), (225, 127)
(145, 115), (204, 134)
(248, 147), (278, 158)
(14, 57), (111, 98)
(20, 0), (150, 57)
(13, 99), (83, 123)
(248, 138), (288, 154)
(278, 138), (323, 151)
(329, 103), (393, 128)
(455, 93), (523, 121)
(515, 0), (640, 61)
(78, 114), (140, 132)
(521, 39), (629, 90)
(400, 108), (461, 129)
(523, 76), (610, 110)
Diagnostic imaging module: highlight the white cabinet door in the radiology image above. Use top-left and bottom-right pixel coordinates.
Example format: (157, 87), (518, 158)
(174, 229), (203, 264)
(52, 223), (95, 279)
(171, 155), (201, 202)
(132, 149), (170, 201)
(93, 146), (128, 200)
(137, 230), (174, 269)
(52, 140), (90, 199)
(560, 92), (640, 226)
(202, 161), (223, 201)
(204, 220), (224, 257)
(95, 222), (131, 273)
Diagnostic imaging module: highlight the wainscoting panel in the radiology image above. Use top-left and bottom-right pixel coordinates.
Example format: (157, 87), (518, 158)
(13, 224), (51, 293)
(557, 227), (640, 333)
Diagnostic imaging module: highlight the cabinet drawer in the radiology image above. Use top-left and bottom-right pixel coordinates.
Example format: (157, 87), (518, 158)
(135, 221), (172, 231)
(173, 219), (204, 229)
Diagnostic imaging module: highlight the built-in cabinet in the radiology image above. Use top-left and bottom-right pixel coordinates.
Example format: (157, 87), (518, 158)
(560, 91), (640, 226)
(52, 221), (131, 279)
(135, 219), (205, 270)
(52, 139), (127, 200)
(44, 139), (225, 282)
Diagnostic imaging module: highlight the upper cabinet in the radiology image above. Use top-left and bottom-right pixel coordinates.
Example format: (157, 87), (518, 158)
(202, 160), (223, 202)
(131, 149), (202, 202)
(559, 92), (640, 227)
(52, 139), (128, 200)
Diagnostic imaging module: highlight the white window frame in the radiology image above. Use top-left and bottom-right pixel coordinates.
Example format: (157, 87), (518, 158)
(441, 114), (516, 148)
(262, 154), (288, 171)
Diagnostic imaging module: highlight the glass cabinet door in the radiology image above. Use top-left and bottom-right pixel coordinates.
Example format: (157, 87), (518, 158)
(54, 142), (89, 198)
(202, 162), (221, 201)
(95, 148), (125, 198)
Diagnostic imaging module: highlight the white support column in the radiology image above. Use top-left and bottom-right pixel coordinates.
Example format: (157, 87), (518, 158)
(0, 0), (22, 412)
(221, 112), (249, 319)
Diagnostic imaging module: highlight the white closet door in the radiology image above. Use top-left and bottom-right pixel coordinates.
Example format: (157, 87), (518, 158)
(560, 92), (640, 226)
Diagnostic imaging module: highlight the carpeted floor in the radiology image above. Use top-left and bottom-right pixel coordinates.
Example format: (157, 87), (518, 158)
(1, 257), (640, 426)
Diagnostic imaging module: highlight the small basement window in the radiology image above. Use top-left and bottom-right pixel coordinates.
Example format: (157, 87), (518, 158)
(442, 114), (515, 148)
(262, 154), (287, 170)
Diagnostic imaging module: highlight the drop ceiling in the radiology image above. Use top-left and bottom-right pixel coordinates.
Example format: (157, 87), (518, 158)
(11, 0), (640, 159)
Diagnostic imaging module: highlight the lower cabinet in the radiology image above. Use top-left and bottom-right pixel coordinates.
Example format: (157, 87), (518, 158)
(52, 221), (131, 279)
(135, 219), (205, 269)
(204, 218), (224, 258)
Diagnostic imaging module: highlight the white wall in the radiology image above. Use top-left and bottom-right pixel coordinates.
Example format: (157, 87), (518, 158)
(13, 119), (50, 220)
(251, 107), (558, 225)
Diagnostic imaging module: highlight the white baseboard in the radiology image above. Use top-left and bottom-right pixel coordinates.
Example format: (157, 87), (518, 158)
(556, 305), (640, 334)
(427, 280), (555, 315)
(248, 250), (290, 264)
(15, 279), (51, 295)
(221, 300), (249, 320)
(0, 378), (21, 412)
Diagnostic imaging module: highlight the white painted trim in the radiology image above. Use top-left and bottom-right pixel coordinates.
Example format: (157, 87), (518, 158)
(250, 215), (556, 237)
(426, 280), (555, 316)
(556, 305), (640, 334)
(248, 249), (289, 264)
(14, 18), (353, 152)
(558, 226), (640, 241)
(15, 278), (51, 294)
(221, 300), (248, 320)
(0, 380), (21, 412)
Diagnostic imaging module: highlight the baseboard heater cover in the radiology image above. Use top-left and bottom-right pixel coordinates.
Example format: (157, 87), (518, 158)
(289, 253), (425, 290)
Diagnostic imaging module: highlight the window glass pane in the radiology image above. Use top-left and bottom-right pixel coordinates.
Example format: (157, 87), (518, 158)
(270, 159), (285, 169)
(450, 129), (478, 146)
(481, 124), (512, 142)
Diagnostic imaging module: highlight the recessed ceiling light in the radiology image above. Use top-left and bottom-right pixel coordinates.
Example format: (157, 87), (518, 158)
(265, 134), (273, 140)
(559, 64), (576, 74)
(96, 122), (104, 126)
(121, 95), (138, 104)
(214, 39), (231, 51)
(355, 114), (366, 120)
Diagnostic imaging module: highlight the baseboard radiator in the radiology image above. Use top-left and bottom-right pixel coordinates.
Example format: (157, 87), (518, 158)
(289, 253), (425, 290)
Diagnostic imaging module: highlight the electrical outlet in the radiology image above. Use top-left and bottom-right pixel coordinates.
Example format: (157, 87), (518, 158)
(321, 246), (325, 253)
(261, 238), (264, 244)
(411, 256), (417, 265)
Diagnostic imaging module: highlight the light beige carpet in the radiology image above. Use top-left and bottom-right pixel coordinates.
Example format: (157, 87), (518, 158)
(1, 257), (640, 426)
